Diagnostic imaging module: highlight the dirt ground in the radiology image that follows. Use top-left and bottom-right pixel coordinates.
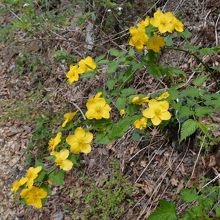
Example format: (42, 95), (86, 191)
(0, 0), (220, 219)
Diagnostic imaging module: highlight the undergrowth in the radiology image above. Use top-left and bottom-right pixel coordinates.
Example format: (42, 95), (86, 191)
(2, 1), (219, 219)
(70, 161), (134, 220)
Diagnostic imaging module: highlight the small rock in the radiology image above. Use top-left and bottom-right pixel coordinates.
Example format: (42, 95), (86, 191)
(53, 211), (64, 220)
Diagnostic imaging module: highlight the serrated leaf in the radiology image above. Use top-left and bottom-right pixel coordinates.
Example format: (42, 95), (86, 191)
(182, 88), (200, 98)
(95, 55), (105, 62)
(94, 132), (112, 144)
(178, 106), (194, 118)
(195, 106), (213, 117)
(215, 206), (220, 217)
(107, 79), (117, 90)
(192, 75), (208, 87)
(107, 62), (118, 74)
(177, 29), (192, 39)
(116, 97), (126, 110)
(180, 189), (198, 203)
(180, 119), (199, 142)
(35, 170), (46, 183)
(121, 88), (136, 97)
(128, 48), (135, 57)
(109, 48), (125, 57)
(164, 36), (173, 46)
(148, 200), (177, 220)
(48, 170), (64, 186)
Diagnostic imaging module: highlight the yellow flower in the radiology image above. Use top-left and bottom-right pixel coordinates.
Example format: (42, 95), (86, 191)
(120, 109), (125, 117)
(150, 9), (174, 33)
(137, 17), (150, 29)
(51, 149), (73, 171)
(132, 96), (149, 105)
(24, 166), (42, 188)
(62, 112), (77, 128)
(20, 186), (47, 209)
(66, 127), (93, 154)
(85, 93), (111, 120)
(11, 177), (27, 193)
(129, 26), (149, 51)
(66, 65), (80, 84)
(78, 56), (97, 73)
(146, 33), (165, 52)
(156, 91), (169, 100)
(86, 92), (103, 108)
(173, 17), (184, 32)
(25, 166), (42, 188)
(134, 117), (147, 129)
(66, 57), (96, 84)
(150, 9), (184, 33)
(48, 132), (62, 152)
(142, 99), (171, 126)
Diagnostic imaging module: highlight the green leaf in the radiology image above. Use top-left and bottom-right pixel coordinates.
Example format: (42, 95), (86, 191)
(180, 189), (198, 203)
(195, 106), (213, 117)
(212, 66), (220, 72)
(107, 61), (118, 74)
(148, 200), (177, 220)
(180, 119), (199, 142)
(116, 97), (126, 110)
(164, 36), (173, 46)
(121, 88), (136, 97)
(178, 106), (194, 118)
(35, 159), (45, 168)
(48, 170), (64, 186)
(107, 79), (117, 90)
(132, 131), (141, 141)
(109, 48), (125, 57)
(95, 55), (105, 62)
(177, 29), (192, 39)
(94, 132), (112, 144)
(128, 48), (135, 57)
(35, 170), (46, 183)
(215, 206), (220, 217)
(182, 88), (200, 98)
(192, 75), (209, 87)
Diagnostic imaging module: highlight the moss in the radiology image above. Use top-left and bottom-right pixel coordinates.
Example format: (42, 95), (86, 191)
(70, 160), (135, 220)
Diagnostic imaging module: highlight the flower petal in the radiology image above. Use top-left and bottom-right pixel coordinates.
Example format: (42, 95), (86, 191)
(151, 116), (162, 126)
(142, 108), (155, 118)
(160, 111), (171, 120)
(61, 159), (73, 171)
(84, 132), (93, 143)
(80, 143), (91, 154)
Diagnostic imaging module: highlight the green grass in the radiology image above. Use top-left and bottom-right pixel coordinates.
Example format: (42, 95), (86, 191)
(70, 160), (135, 220)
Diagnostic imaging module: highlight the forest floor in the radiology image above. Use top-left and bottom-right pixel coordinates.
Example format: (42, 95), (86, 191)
(0, 0), (220, 219)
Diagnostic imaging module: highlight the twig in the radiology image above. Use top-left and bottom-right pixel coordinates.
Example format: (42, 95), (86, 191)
(71, 102), (86, 121)
(164, 47), (212, 73)
(135, 142), (164, 183)
(200, 172), (220, 190)
(186, 136), (206, 186)
(215, 14), (220, 46)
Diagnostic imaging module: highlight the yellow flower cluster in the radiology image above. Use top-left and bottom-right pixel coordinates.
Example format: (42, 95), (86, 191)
(11, 166), (47, 208)
(66, 127), (93, 154)
(129, 9), (183, 52)
(133, 91), (171, 128)
(150, 9), (184, 33)
(85, 92), (111, 120)
(51, 149), (73, 171)
(62, 112), (77, 128)
(66, 56), (96, 84)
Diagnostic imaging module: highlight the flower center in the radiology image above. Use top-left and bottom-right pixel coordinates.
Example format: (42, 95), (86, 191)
(154, 109), (162, 117)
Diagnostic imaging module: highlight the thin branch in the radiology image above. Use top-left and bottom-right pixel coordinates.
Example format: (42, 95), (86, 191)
(164, 47), (212, 73)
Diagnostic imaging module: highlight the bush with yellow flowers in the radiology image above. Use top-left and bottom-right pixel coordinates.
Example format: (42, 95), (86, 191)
(12, 9), (220, 209)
